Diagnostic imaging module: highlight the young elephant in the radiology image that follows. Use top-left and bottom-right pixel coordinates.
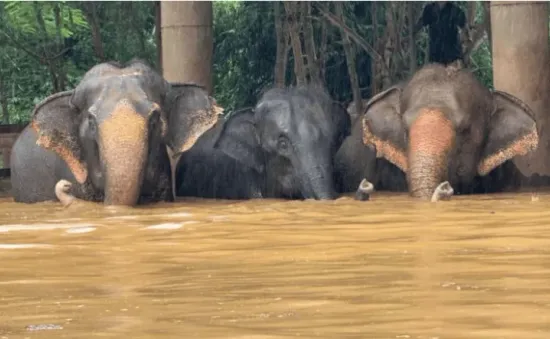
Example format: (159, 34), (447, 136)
(359, 63), (539, 200)
(176, 108), (265, 199)
(176, 86), (351, 200)
(334, 108), (408, 194)
(10, 60), (221, 206)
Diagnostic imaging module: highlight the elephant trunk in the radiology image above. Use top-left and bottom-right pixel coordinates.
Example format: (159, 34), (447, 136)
(299, 151), (337, 200)
(99, 106), (148, 206)
(407, 109), (455, 199)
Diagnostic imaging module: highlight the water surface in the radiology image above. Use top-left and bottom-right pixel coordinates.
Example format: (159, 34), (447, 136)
(0, 192), (549, 338)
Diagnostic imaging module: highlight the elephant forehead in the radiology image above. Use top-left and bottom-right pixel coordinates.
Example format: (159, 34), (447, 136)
(91, 89), (157, 122)
(409, 108), (456, 152)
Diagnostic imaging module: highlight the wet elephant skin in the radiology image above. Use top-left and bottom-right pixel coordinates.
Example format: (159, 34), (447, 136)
(360, 63), (539, 200)
(176, 86), (351, 200)
(10, 59), (221, 206)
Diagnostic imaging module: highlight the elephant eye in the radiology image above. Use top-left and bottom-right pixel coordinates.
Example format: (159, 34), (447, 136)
(277, 135), (290, 151)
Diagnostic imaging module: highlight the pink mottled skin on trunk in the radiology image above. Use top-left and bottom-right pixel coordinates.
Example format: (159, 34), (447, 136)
(408, 109), (455, 199)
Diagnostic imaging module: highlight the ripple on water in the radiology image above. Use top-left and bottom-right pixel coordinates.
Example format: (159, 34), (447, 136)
(143, 220), (199, 230)
(0, 192), (549, 338)
(0, 244), (53, 249)
(0, 223), (96, 233)
(65, 226), (97, 234)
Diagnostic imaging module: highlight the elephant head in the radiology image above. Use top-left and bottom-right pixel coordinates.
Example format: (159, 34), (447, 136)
(163, 83), (224, 199)
(361, 63), (539, 200)
(30, 60), (219, 206)
(213, 86), (350, 200)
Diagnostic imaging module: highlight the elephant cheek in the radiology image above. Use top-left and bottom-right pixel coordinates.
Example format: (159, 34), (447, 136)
(408, 109), (455, 199)
(99, 105), (148, 206)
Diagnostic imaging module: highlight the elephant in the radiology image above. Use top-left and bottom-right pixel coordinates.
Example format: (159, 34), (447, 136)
(346, 99), (369, 124)
(176, 85), (351, 200)
(335, 85), (408, 195)
(164, 82), (224, 199)
(334, 106), (408, 195)
(175, 108), (266, 199)
(10, 59), (222, 206)
(357, 63), (539, 200)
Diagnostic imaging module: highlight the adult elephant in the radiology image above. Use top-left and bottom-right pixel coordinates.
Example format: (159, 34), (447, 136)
(358, 63), (539, 200)
(176, 86), (351, 200)
(10, 60), (222, 206)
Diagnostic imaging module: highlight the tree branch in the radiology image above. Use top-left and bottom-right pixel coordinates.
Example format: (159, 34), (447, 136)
(316, 4), (385, 71)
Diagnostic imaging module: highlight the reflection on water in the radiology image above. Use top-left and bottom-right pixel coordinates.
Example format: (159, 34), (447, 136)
(1, 192), (550, 338)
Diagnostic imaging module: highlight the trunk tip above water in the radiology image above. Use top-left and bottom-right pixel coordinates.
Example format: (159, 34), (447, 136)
(355, 179), (374, 201)
(431, 181), (454, 202)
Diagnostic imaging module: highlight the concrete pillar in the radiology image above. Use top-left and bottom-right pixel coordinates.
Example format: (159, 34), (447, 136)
(160, 1), (214, 94)
(491, 1), (550, 176)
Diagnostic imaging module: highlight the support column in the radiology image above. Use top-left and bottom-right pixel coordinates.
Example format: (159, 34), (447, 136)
(491, 1), (550, 176)
(161, 1), (214, 94)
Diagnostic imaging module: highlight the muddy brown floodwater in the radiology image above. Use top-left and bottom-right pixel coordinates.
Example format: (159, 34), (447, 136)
(0, 192), (550, 338)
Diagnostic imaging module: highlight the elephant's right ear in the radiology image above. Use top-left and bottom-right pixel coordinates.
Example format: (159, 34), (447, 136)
(478, 90), (539, 176)
(212, 109), (265, 173)
(31, 91), (88, 184)
(361, 86), (408, 172)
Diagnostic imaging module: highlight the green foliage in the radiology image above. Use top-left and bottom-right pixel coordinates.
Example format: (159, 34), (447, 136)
(3, 1), (88, 37)
(0, 1), (158, 123)
(0, 0), (500, 125)
(213, 1), (276, 112)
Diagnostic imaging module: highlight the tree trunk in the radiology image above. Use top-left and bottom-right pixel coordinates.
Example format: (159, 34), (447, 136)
(407, 1), (417, 75)
(0, 74), (8, 124)
(155, 1), (163, 73)
(381, 3), (395, 89)
(302, 2), (321, 85)
(53, 3), (66, 91)
(273, 1), (288, 88)
(318, 4), (329, 81)
(370, 2), (379, 96)
(81, 2), (105, 62)
(161, 1), (214, 94)
(335, 3), (362, 117)
(284, 1), (307, 86)
(491, 1), (550, 176)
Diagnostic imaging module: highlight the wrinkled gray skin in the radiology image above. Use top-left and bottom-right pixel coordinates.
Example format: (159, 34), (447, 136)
(361, 63), (539, 200)
(177, 86), (351, 200)
(10, 60), (218, 206)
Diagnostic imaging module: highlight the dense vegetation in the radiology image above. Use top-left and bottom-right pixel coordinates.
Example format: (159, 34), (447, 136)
(0, 1), (497, 124)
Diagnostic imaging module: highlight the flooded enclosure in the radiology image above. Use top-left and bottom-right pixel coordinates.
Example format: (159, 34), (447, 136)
(1, 0), (550, 338)
(1, 193), (550, 338)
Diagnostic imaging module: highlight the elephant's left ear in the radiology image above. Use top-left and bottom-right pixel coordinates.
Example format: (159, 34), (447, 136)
(361, 86), (408, 172)
(478, 90), (539, 176)
(164, 84), (224, 154)
(31, 90), (88, 184)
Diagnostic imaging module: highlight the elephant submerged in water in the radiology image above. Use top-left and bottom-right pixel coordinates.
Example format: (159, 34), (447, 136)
(356, 63), (539, 201)
(176, 86), (351, 200)
(10, 59), (222, 206)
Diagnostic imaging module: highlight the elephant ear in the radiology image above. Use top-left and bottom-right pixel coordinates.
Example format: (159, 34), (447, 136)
(212, 109), (265, 173)
(478, 90), (539, 176)
(361, 86), (408, 172)
(164, 83), (224, 155)
(30, 90), (88, 184)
